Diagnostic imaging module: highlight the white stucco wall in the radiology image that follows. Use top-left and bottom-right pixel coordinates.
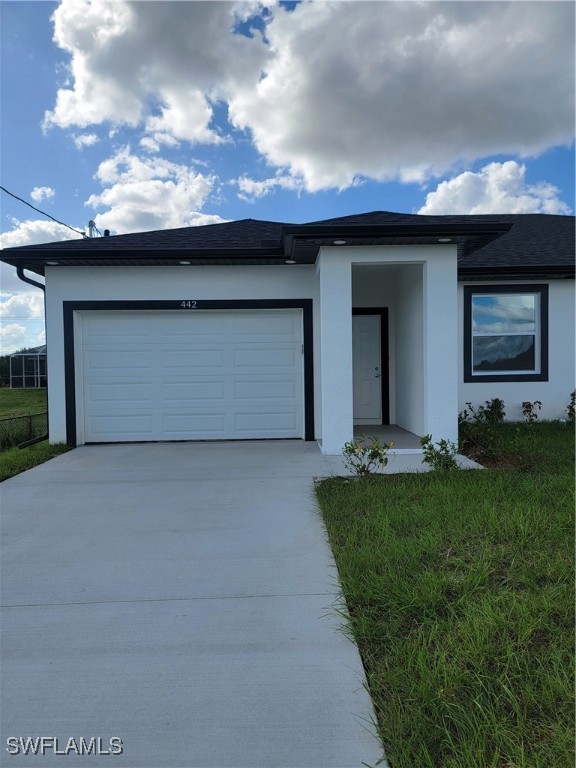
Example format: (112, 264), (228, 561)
(394, 265), (424, 435)
(44, 265), (320, 443)
(423, 255), (459, 444)
(44, 245), (464, 453)
(317, 250), (354, 454)
(318, 244), (458, 453)
(458, 280), (575, 420)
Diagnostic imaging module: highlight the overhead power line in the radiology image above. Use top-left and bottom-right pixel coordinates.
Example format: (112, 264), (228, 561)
(0, 185), (88, 239)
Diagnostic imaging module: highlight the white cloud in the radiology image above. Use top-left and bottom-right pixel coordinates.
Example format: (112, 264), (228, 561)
(139, 137), (160, 153)
(144, 89), (223, 145)
(0, 293), (45, 321)
(37, 1), (576, 192)
(228, 2), (574, 190)
(0, 323), (28, 355)
(0, 218), (84, 249)
(85, 147), (227, 234)
(0, 319), (46, 355)
(44, 0), (142, 130)
(153, 133), (180, 148)
(30, 186), (55, 203)
(138, 133), (179, 153)
(418, 161), (573, 215)
(0, 262), (44, 301)
(45, 0), (574, 191)
(73, 132), (99, 148)
(235, 173), (303, 201)
(44, 0), (268, 146)
(0, 220), (59, 353)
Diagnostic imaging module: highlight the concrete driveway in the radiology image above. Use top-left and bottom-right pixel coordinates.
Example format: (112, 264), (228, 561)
(1, 441), (385, 768)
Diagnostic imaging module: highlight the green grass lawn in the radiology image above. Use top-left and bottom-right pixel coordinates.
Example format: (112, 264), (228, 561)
(315, 422), (574, 768)
(0, 441), (70, 482)
(0, 388), (68, 480)
(0, 388), (47, 417)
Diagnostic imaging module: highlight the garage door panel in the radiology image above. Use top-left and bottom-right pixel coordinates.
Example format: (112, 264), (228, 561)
(87, 414), (154, 437)
(87, 382), (154, 403)
(234, 411), (298, 433)
(161, 315), (225, 336)
(85, 349), (153, 371)
(84, 316), (150, 338)
(162, 413), (226, 435)
(233, 347), (298, 368)
(162, 349), (225, 368)
(163, 382), (226, 401)
(234, 380), (297, 400)
(80, 310), (303, 442)
(232, 313), (298, 336)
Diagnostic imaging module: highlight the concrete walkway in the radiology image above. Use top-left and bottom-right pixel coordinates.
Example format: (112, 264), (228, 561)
(1, 442), (388, 768)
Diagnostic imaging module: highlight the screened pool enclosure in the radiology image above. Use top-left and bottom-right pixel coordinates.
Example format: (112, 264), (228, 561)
(9, 345), (47, 388)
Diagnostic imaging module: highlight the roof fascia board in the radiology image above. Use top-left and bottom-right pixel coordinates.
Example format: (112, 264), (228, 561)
(281, 222), (512, 258)
(0, 248), (285, 273)
(1, 246), (282, 258)
(458, 265), (574, 278)
(281, 222), (513, 238)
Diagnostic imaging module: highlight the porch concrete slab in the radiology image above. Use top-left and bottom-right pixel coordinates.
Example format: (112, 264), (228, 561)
(322, 451), (482, 475)
(354, 424), (423, 449)
(1, 442), (386, 768)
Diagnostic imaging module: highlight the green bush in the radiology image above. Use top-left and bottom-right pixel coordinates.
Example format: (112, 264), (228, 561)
(421, 434), (460, 471)
(342, 433), (393, 477)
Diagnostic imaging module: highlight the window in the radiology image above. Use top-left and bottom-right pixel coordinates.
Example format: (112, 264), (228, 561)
(464, 284), (548, 382)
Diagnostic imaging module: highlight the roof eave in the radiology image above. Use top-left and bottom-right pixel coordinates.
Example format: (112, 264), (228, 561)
(0, 247), (286, 276)
(458, 264), (575, 279)
(281, 222), (512, 258)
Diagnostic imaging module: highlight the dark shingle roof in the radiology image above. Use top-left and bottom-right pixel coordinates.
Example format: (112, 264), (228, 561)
(1, 211), (573, 278)
(1, 218), (286, 252)
(307, 211), (575, 269)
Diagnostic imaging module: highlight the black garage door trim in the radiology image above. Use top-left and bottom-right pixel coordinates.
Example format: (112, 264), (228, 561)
(63, 300), (315, 447)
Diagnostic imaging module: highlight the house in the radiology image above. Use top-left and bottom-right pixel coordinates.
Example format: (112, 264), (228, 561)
(9, 345), (47, 388)
(1, 212), (574, 454)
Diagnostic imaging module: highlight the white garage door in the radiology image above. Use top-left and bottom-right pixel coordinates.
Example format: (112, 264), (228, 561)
(80, 310), (304, 442)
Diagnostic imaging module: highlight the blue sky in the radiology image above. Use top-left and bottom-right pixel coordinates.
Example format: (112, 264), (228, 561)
(0, 0), (574, 353)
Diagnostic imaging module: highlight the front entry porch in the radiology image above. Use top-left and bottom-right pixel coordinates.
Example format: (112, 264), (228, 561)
(353, 424), (422, 452)
(317, 245), (459, 455)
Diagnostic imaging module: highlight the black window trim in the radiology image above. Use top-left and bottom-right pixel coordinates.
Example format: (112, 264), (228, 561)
(463, 284), (549, 383)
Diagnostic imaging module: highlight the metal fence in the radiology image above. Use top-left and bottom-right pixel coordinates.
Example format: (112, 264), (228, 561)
(0, 412), (48, 449)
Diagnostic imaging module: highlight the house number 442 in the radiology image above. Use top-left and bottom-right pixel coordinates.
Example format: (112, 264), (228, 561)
(180, 300), (197, 309)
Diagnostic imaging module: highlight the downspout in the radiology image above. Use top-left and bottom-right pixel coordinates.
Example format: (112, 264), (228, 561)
(16, 267), (49, 447)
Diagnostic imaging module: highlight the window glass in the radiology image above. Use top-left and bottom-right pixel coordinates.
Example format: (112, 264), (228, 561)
(473, 335), (535, 372)
(471, 293), (538, 374)
(472, 295), (535, 335)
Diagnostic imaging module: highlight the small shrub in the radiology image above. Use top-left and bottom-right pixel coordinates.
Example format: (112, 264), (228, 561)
(342, 434), (393, 477)
(567, 391), (575, 422)
(481, 397), (506, 423)
(421, 434), (460, 471)
(522, 400), (542, 423)
(458, 400), (505, 461)
(459, 398), (506, 425)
